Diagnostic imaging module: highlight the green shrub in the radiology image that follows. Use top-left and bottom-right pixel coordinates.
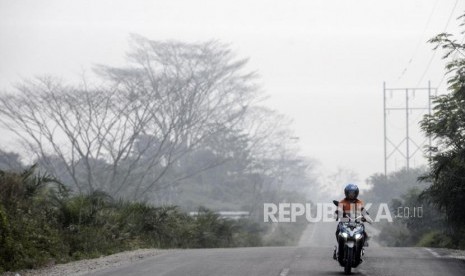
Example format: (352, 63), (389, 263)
(0, 166), (69, 271)
(417, 231), (453, 248)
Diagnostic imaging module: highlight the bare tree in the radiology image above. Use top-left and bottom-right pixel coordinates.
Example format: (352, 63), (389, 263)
(238, 106), (315, 203)
(0, 35), (258, 200)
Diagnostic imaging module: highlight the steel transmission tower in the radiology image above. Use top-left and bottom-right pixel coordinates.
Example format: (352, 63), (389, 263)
(383, 82), (436, 176)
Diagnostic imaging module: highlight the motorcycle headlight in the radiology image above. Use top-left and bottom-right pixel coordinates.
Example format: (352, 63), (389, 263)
(355, 233), (363, 240)
(341, 232), (348, 239)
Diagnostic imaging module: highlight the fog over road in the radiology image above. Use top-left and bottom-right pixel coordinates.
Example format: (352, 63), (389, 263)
(89, 222), (465, 276)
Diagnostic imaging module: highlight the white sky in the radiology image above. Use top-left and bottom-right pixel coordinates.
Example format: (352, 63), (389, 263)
(1, 0), (464, 189)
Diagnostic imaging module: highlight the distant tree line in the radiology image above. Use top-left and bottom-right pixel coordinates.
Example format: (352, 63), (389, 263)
(364, 168), (446, 247)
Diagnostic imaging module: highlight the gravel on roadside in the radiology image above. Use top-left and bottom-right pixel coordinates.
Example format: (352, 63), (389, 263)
(2, 248), (170, 276)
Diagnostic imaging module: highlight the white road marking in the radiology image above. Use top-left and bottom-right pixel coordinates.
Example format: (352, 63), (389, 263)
(279, 267), (290, 276)
(424, 248), (441, 258)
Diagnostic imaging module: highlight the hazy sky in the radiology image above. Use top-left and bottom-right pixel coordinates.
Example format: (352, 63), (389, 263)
(1, 0), (464, 190)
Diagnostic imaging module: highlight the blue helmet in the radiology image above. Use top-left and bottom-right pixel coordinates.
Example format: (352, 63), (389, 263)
(344, 183), (359, 199)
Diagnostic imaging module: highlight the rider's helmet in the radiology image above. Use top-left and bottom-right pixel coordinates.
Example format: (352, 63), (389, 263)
(344, 183), (359, 200)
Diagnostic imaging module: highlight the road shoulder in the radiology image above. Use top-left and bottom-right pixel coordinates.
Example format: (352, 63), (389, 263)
(3, 249), (169, 276)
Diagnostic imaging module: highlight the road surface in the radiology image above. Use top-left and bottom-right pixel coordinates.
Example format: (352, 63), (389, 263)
(89, 222), (465, 276)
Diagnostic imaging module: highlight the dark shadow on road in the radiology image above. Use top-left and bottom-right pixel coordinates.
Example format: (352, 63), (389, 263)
(316, 271), (367, 276)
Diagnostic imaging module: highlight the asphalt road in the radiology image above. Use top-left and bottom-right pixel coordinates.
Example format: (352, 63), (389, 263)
(89, 222), (465, 276)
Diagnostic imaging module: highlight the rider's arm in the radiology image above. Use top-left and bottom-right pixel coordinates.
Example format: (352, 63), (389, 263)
(337, 202), (344, 221)
(361, 207), (373, 223)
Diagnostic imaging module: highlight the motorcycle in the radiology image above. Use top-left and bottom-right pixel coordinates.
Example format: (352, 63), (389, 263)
(332, 200), (370, 275)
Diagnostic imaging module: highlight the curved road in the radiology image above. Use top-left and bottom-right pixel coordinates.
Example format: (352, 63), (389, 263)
(89, 222), (465, 276)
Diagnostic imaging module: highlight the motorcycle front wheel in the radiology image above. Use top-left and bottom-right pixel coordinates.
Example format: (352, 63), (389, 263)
(344, 247), (353, 274)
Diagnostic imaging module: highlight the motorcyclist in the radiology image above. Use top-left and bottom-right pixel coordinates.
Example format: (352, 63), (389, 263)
(334, 183), (371, 245)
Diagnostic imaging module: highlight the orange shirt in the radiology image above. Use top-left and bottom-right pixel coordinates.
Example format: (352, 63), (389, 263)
(338, 198), (364, 217)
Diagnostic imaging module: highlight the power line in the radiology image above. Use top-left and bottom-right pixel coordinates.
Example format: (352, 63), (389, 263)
(398, 0), (439, 81)
(416, 0), (460, 87)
